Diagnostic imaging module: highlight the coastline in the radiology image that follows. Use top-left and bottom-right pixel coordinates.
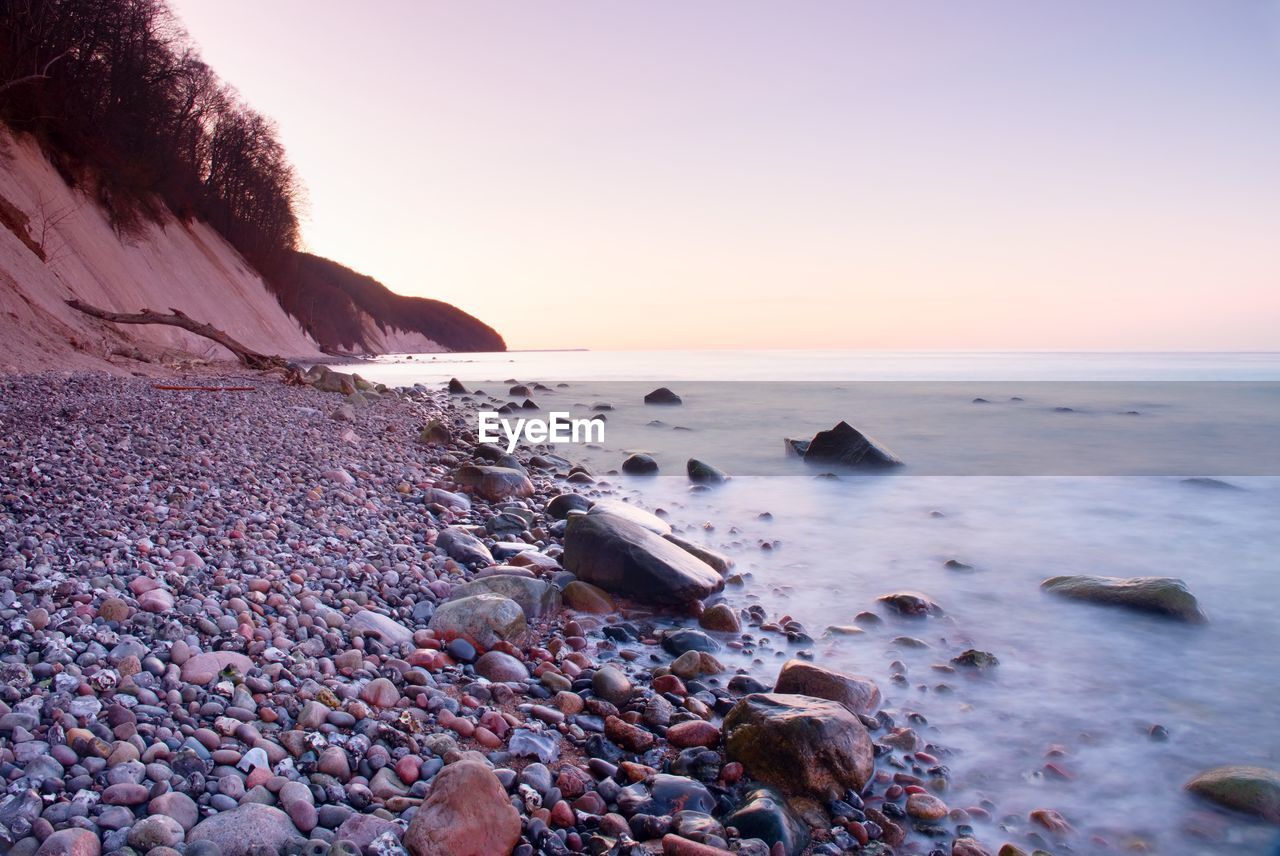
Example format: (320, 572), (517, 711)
(1, 369), (1275, 856)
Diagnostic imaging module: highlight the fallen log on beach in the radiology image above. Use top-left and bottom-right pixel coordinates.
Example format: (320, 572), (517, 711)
(65, 299), (286, 369)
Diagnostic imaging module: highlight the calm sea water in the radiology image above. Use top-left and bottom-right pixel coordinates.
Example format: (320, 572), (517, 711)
(344, 351), (1280, 854)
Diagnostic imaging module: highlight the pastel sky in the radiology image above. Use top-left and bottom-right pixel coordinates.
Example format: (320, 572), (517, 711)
(170, 1), (1280, 351)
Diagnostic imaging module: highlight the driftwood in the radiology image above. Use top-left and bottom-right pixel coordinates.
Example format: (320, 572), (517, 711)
(66, 299), (284, 369)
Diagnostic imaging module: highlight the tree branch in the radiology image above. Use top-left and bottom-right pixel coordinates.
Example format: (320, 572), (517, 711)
(65, 299), (284, 369)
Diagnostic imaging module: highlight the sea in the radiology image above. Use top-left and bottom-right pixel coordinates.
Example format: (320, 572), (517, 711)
(339, 350), (1280, 854)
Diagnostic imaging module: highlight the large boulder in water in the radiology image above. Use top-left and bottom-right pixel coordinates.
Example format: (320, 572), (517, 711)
(404, 760), (521, 855)
(451, 464), (534, 501)
(773, 659), (881, 715)
(1185, 765), (1280, 822)
(687, 459), (729, 485)
(588, 498), (671, 534)
(802, 421), (902, 468)
(448, 575), (561, 619)
(644, 387), (682, 405)
(723, 693), (875, 799)
(429, 594), (527, 648)
(1041, 575), (1206, 622)
(562, 512), (723, 605)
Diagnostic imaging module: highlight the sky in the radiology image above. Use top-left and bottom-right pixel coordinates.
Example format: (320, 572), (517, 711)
(169, 1), (1280, 351)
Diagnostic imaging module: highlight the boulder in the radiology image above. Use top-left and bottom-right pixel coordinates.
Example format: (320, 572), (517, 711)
(664, 534), (733, 574)
(1185, 765), (1280, 821)
(587, 499), (671, 535)
(348, 610), (414, 647)
(451, 464), (535, 502)
(878, 591), (941, 617)
(449, 575), (561, 619)
(404, 760), (521, 856)
(563, 512), (722, 606)
(644, 387), (683, 405)
(723, 693), (875, 799)
(179, 651), (253, 685)
(562, 580), (615, 613)
(547, 493), (591, 520)
(687, 459), (728, 485)
(772, 659), (881, 715)
(186, 803), (303, 856)
(1041, 575), (1206, 622)
(724, 786), (810, 853)
(447, 378), (468, 394)
(622, 453), (659, 474)
(474, 650), (529, 682)
(429, 594), (527, 648)
(435, 527), (494, 566)
(35, 829), (100, 856)
(801, 421), (902, 468)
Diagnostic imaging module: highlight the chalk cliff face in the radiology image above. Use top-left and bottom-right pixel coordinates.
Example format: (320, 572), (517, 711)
(0, 129), (324, 372)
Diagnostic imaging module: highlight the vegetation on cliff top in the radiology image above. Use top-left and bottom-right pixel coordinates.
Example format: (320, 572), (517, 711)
(0, 0), (503, 352)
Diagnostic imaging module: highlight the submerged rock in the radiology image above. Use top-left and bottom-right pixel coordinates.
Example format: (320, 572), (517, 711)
(1041, 575), (1206, 622)
(1185, 765), (1280, 822)
(723, 693), (875, 798)
(801, 421), (902, 468)
(772, 659), (881, 715)
(562, 511), (723, 605)
(644, 387), (683, 405)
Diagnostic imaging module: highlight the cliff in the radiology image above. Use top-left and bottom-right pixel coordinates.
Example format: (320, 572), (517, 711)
(0, 128), (324, 372)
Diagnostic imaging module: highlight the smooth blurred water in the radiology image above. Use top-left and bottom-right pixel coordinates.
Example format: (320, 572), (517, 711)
(345, 351), (1280, 854)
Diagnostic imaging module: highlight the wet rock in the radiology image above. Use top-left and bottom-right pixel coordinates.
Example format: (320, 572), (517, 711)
(563, 580), (615, 613)
(623, 453), (660, 474)
(587, 499), (672, 535)
(1041, 575), (1206, 622)
(429, 593), (527, 648)
(645, 387), (682, 405)
(187, 803), (303, 856)
(662, 628), (721, 655)
(1185, 765), (1280, 821)
(725, 786), (810, 853)
(686, 459), (728, 485)
(666, 720), (720, 749)
(877, 591), (941, 617)
(951, 649), (999, 669)
(403, 760), (520, 856)
(698, 603), (741, 633)
(723, 693), (875, 798)
(906, 792), (949, 820)
(773, 659), (881, 715)
(801, 421), (902, 468)
(547, 493), (591, 519)
(664, 534), (734, 574)
(563, 512), (723, 605)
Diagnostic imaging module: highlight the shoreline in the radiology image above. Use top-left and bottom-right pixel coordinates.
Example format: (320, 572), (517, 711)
(0, 368), (1272, 856)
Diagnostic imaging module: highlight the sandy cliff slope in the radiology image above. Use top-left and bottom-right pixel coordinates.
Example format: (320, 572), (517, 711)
(0, 128), (324, 373)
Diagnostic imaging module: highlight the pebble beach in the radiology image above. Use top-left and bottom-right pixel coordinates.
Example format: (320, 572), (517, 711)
(1, 368), (1276, 856)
